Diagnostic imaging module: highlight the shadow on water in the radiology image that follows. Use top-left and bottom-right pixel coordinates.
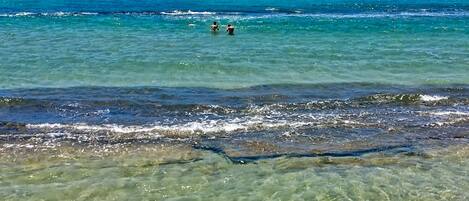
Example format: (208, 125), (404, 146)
(193, 143), (414, 164)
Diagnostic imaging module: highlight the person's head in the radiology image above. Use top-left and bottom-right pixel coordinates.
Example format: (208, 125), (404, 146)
(227, 24), (232, 27)
(213, 21), (217, 25)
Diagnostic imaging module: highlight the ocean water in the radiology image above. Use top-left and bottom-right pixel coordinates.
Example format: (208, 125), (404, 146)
(1, 0), (469, 200)
(1, 0), (469, 89)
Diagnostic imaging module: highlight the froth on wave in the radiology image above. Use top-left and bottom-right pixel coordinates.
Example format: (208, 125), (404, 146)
(25, 120), (307, 136)
(356, 93), (449, 104)
(25, 115), (367, 137)
(295, 11), (469, 18)
(418, 109), (469, 127)
(265, 8), (279, 12)
(425, 111), (469, 116)
(160, 10), (216, 16)
(419, 95), (448, 102)
(0, 11), (98, 17)
(1, 11), (468, 18)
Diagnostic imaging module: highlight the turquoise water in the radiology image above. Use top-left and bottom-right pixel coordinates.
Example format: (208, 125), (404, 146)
(1, 1), (468, 89)
(1, 1), (469, 200)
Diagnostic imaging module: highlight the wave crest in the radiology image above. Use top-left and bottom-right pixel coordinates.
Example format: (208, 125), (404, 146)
(2, 11), (468, 18)
(357, 94), (448, 104)
(160, 10), (216, 16)
(0, 12), (98, 17)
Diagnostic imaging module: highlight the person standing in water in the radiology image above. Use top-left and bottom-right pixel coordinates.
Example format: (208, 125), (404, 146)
(211, 21), (219, 32)
(226, 24), (235, 35)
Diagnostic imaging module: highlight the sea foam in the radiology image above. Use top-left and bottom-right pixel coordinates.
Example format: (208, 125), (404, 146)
(160, 10), (216, 15)
(419, 95), (448, 102)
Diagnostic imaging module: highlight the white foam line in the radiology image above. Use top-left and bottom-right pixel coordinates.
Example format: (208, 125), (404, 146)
(265, 8), (279, 11)
(287, 12), (469, 18)
(14, 12), (35, 16)
(2, 11), (467, 18)
(161, 10), (216, 16)
(27, 123), (160, 134)
(26, 121), (299, 134)
(419, 95), (448, 102)
(0, 12), (99, 17)
(25, 115), (367, 136)
(425, 111), (469, 116)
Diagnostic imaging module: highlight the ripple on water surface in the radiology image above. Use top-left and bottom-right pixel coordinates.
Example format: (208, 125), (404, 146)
(0, 141), (468, 200)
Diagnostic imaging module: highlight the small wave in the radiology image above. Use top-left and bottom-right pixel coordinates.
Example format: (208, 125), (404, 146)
(265, 8), (279, 12)
(357, 93), (449, 104)
(2, 10), (468, 18)
(27, 123), (163, 134)
(0, 12), (35, 17)
(419, 110), (469, 127)
(160, 10), (216, 16)
(14, 12), (35, 16)
(425, 118), (469, 127)
(0, 12), (98, 17)
(0, 97), (26, 106)
(419, 95), (448, 102)
(154, 11), (469, 20)
(421, 111), (469, 116)
(25, 115), (365, 136)
(26, 120), (308, 135)
(42, 11), (98, 16)
(291, 11), (469, 18)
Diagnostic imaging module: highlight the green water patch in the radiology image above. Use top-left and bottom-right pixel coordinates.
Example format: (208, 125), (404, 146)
(0, 142), (468, 200)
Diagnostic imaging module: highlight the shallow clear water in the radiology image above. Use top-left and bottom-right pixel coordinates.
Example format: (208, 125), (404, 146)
(1, 143), (469, 200)
(1, 0), (468, 200)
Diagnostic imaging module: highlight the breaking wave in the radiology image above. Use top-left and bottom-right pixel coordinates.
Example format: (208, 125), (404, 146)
(0, 97), (26, 106)
(356, 94), (449, 104)
(1, 11), (468, 18)
(425, 111), (469, 116)
(419, 95), (449, 102)
(25, 120), (312, 135)
(0, 11), (98, 17)
(160, 10), (216, 15)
